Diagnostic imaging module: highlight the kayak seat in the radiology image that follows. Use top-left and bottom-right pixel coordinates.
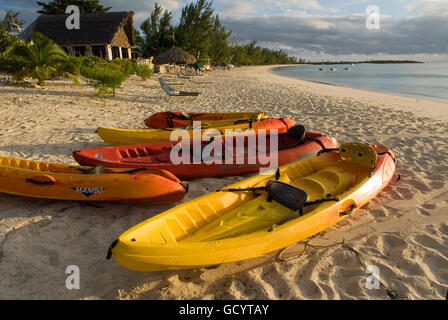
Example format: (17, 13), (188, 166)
(339, 142), (378, 169)
(294, 166), (356, 202)
(286, 125), (306, 144)
(277, 125), (306, 151)
(265, 180), (308, 211)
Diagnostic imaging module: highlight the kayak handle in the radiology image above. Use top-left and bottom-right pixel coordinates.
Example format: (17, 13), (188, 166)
(121, 167), (149, 174)
(339, 204), (356, 217)
(180, 182), (189, 194)
(26, 176), (56, 186)
(106, 239), (119, 260)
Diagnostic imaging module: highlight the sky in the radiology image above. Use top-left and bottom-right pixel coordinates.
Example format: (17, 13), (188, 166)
(1, 0), (447, 61)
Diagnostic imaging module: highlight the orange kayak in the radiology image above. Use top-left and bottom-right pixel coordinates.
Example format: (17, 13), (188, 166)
(73, 125), (338, 180)
(145, 112), (267, 128)
(0, 156), (186, 203)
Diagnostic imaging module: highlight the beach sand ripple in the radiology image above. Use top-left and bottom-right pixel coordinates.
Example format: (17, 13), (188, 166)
(0, 67), (447, 300)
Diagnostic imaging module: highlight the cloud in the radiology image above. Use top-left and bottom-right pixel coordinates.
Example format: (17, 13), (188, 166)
(282, 0), (323, 11)
(407, 0), (448, 16)
(223, 9), (448, 58)
(102, 0), (187, 14)
(217, 0), (325, 18)
(2, 0), (447, 60)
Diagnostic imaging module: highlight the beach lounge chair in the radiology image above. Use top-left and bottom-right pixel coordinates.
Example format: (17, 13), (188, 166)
(159, 73), (186, 86)
(159, 77), (200, 97)
(176, 73), (213, 84)
(182, 69), (197, 76)
(177, 72), (194, 79)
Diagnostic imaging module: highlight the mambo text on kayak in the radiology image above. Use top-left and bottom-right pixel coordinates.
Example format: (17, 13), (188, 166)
(179, 304), (270, 317)
(169, 122), (279, 172)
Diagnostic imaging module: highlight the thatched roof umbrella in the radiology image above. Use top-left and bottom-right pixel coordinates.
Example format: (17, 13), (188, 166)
(153, 47), (197, 76)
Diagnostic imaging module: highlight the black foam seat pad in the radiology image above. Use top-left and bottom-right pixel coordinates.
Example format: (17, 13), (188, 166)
(265, 180), (308, 211)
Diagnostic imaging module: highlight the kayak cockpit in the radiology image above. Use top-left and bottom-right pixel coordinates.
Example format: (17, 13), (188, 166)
(119, 145), (374, 245)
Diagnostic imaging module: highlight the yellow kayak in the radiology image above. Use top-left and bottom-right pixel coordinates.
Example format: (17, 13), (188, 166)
(98, 118), (296, 145)
(108, 142), (397, 271)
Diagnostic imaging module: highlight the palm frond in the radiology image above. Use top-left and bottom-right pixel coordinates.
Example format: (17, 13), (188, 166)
(5, 32), (79, 86)
(62, 72), (81, 87)
(4, 43), (39, 65)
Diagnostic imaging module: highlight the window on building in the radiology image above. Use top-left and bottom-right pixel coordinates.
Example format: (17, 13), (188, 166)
(111, 46), (121, 59)
(92, 46), (106, 59)
(121, 47), (129, 59)
(73, 46), (87, 57)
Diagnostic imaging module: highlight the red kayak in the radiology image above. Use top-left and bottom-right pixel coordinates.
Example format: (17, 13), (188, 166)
(145, 112), (267, 128)
(73, 126), (338, 180)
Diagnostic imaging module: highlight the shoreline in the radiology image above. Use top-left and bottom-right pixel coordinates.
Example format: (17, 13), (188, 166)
(269, 65), (448, 105)
(245, 65), (448, 122)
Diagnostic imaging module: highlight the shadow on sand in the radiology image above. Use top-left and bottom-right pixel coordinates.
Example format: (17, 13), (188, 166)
(0, 141), (108, 157)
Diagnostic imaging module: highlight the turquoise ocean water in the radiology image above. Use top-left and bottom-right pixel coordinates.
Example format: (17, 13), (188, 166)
(270, 63), (448, 102)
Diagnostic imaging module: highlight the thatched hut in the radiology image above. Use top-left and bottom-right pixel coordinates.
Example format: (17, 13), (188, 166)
(153, 47), (198, 74)
(20, 12), (135, 61)
(153, 47), (197, 65)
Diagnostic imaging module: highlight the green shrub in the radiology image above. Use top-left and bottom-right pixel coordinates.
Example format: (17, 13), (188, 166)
(0, 57), (27, 74)
(1, 26), (26, 76)
(94, 84), (114, 99)
(65, 57), (83, 75)
(81, 62), (128, 97)
(110, 58), (137, 76)
(66, 56), (107, 76)
(0, 25), (19, 54)
(86, 55), (106, 66)
(135, 64), (153, 80)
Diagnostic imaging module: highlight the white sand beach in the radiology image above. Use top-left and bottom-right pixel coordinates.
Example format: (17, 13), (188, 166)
(0, 65), (447, 300)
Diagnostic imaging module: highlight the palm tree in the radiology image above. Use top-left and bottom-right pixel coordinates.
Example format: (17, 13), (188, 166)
(4, 32), (79, 86)
(3, 9), (25, 35)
